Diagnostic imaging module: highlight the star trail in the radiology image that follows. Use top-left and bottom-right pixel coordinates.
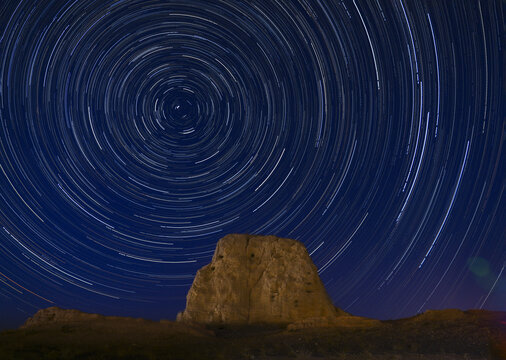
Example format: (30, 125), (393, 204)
(0, 0), (504, 329)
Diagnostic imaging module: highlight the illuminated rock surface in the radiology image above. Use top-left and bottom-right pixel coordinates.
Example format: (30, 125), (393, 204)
(177, 234), (345, 325)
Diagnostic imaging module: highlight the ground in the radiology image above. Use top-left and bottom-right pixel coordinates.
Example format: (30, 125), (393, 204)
(0, 310), (504, 359)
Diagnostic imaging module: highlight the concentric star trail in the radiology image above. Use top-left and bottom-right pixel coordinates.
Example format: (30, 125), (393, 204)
(0, 0), (504, 328)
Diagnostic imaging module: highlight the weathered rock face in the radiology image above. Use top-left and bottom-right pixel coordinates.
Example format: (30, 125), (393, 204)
(21, 307), (103, 328)
(177, 234), (344, 325)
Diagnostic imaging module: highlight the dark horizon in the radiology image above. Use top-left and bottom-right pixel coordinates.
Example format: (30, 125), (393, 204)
(2, 289), (506, 332)
(0, 0), (504, 332)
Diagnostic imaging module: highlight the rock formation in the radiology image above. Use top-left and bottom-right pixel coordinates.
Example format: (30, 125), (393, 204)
(177, 234), (346, 325)
(21, 307), (104, 328)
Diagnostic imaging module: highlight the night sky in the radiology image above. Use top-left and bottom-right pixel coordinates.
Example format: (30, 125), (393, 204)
(0, 0), (504, 330)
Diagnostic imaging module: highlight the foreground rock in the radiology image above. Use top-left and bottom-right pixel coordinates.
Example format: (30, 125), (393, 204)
(20, 306), (212, 337)
(21, 307), (104, 328)
(177, 234), (345, 325)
